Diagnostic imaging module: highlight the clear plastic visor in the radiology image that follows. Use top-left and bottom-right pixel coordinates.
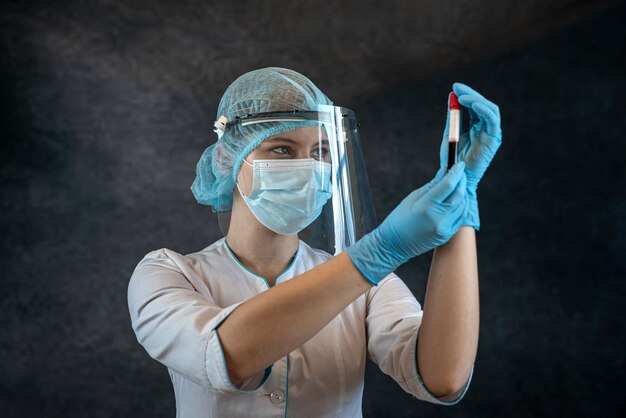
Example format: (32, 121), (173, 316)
(218, 105), (377, 258)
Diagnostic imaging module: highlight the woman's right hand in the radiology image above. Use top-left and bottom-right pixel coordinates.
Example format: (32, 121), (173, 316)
(346, 161), (468, 285)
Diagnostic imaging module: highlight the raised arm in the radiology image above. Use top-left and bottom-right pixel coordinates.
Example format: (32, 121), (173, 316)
(215, 251), (370, 385)
(416, 81), (501, 397)
(417, 226), (479, 397)
(217, 163), (469, 385)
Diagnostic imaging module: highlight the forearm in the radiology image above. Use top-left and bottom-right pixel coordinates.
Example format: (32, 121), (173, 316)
(216, 251), (371, 384)
(417, 226), (480, 396)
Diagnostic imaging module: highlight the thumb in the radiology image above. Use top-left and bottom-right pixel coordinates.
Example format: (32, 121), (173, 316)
(433, 165), (447, 184)
(428, 161), (465, 202)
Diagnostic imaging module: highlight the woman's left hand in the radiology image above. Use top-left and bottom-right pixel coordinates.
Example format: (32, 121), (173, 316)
(438, 82), (503, 231)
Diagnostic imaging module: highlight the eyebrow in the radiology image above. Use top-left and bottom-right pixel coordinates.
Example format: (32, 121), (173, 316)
(265, 137), (330, 145)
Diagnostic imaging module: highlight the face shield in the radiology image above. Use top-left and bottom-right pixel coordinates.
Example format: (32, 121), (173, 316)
(217, 104), (377, 256)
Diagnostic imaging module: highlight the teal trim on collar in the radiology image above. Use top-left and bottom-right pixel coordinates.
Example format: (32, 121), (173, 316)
(223, 239), (301, 288)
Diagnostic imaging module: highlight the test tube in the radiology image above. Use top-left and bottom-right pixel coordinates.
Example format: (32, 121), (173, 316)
(448, 92), (461, 170)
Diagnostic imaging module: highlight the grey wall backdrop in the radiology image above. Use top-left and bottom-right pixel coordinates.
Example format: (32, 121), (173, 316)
(1, 1), (624, 417)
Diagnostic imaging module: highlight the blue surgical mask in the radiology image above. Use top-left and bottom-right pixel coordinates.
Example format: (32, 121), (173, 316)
(236, 158), (332, 235)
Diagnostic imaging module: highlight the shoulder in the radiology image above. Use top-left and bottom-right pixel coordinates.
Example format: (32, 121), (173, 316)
(130, 238), (228, 285)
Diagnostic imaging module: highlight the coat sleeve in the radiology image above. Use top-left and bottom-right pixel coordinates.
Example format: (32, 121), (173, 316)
(365, 273), (473, 405)
(127, 248), (272, 394)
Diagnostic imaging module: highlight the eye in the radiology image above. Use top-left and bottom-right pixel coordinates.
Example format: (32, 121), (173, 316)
(270, 146), (291, 155)
(312, 146), (330, 160)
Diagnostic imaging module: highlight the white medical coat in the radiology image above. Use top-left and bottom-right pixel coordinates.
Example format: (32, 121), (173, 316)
(127, 238), (473, 418)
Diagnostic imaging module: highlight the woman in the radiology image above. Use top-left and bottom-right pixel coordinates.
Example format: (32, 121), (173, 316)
(128, 67), (502, 417)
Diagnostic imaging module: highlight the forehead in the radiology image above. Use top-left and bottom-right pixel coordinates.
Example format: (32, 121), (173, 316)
(264, 126), (329, 144)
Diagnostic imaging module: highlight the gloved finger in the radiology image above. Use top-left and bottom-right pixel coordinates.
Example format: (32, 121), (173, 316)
(449, 210), (465, 235)
(449, 199), (467, 226)
(457, 94), (500, 118)
(458, 131), (471, 156)
(459, 96), (500, 137)
(438, 198), (465, 237)
(433, 164), (447, 183)
(443, 171), (466, 207)
(428, 161), (465, 202)
(452, 84), (480, 123)
(466, 103), (479, 124)
(466, 101), (480, 125)
(453, 82), (495, 108)
(471, 102), (502, 137)
(420, 165), (448, 201)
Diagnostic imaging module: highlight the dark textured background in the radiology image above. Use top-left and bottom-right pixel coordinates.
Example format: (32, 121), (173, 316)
(1, 1), (625, 417)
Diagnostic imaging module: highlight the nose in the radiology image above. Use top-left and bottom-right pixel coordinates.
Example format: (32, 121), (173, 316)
(295, 148), (313, 159)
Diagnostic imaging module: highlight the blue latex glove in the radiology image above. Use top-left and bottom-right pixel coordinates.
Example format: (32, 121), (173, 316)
(346, 161), (468, 286)
(440, 83), (503, 231)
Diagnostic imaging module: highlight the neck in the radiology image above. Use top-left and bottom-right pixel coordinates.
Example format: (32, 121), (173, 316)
(225, 195), (299, 285)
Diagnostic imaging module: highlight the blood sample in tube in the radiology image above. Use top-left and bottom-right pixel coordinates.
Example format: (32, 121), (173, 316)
(448, 92), (461, 170)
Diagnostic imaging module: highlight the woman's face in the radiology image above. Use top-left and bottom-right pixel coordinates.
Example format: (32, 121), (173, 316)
(236, 126), (330, 196)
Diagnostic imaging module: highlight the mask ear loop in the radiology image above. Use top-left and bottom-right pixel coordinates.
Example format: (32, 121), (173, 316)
(235, 158), (254, 198)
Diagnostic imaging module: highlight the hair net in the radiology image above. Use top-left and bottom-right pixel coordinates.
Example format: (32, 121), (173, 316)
(191, 67), (333, 212)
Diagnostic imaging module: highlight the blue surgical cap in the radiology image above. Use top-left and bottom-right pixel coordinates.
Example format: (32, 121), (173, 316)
(190, 67), (333, 212)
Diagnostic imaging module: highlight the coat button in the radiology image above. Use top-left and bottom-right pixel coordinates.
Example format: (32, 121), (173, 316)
(269, 389), (286, 404)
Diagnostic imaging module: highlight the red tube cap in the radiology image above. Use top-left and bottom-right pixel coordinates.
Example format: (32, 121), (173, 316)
(449, 92), (461, 110)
